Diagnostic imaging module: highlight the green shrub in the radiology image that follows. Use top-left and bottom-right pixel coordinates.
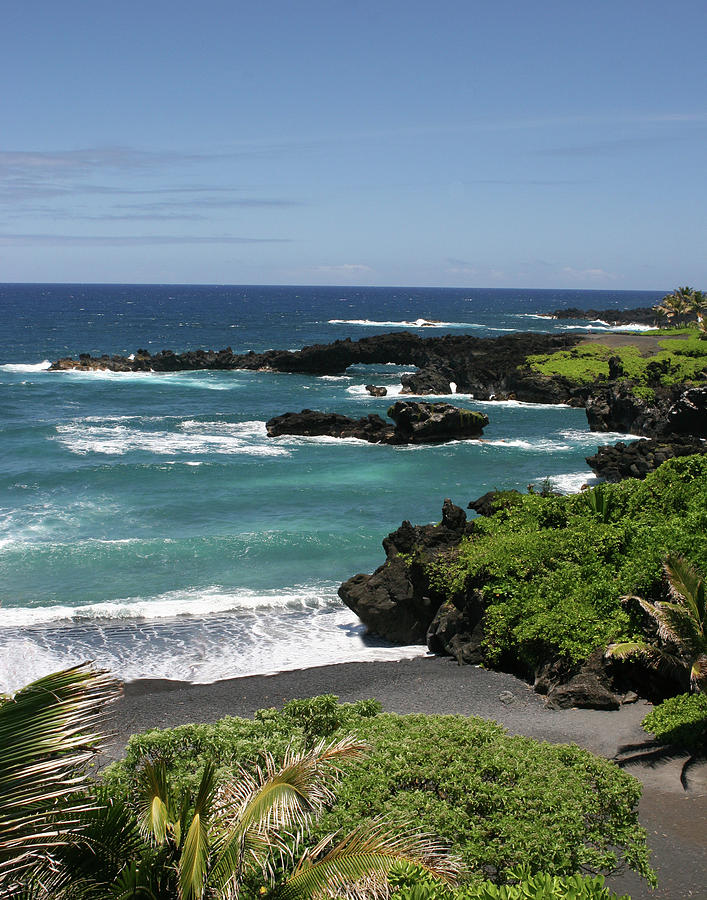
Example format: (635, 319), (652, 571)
(642, 693), (707, 754)
(389, 862), (631, 899)
(104, 701), (655, 887)
(426, 456), (707, 669)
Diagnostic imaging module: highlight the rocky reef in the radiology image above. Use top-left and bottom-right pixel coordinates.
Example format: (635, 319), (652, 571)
(586, 435), (706, 481)
(266, 401), (488, 445)
(585, 383), (707, 438)
(50, 332), (588, 403)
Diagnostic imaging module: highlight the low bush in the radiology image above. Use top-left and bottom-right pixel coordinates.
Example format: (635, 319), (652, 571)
(425, 456), (707, 669)
(642, 692), (707, 754)
(103, 699), (655, 887)
(390, 862), (630, 899)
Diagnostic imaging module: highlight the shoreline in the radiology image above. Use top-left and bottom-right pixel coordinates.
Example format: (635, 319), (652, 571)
(104, 656), (706, 900)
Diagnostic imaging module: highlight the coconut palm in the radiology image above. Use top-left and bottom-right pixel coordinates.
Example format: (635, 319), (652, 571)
(120, 737), (458, 900)
(655, 285), (696, 325)
(689, 289), (707, 332)
(5, 669), (459, 900)
(0, 664), (120, 890)
(606, 554), (707, 692)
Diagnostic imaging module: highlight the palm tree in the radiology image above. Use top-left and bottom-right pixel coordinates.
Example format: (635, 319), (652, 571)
(655, 286), (695, 325)
(689, 289), (707, 333)
(4, 669), (459, 899)
(124, 737), (458, 900)
(606, 554), (707, 692)
(0, 664), (120, 890)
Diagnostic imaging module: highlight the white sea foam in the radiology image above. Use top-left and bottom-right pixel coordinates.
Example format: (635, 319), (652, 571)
(346, 382), (475, 399)
(513, 314), (555, 321)
(0, 360), (51, 372)
(328, 318), (484, 328)
(559, 323), (658, 332)
(470, 398), (571, 409)
(0, 584), (339, 627)
(537, 472), (600, 494)
(54, 419), (285, 457)
(0, 584), (428, 689)
(557, 428), (645, 447)
(483, 438), (572, 452)
(61, 369), (241, 389)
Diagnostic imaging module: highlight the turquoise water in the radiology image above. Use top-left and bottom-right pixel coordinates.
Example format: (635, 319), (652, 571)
(0, 284), (661, 689)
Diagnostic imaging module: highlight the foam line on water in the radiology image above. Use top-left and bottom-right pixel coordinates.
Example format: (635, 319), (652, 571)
(53, 420), (284, 456)
(328, 317), (484, 328)
(0, 360), (51, 372)
(534, 471), (600, 494)
(0, 599), (429, 691)
(0, 582), (343, 627)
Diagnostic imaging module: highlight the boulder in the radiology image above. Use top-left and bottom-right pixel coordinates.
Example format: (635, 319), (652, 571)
(537, 650), (622, 710)
(426, 596), (485, 664)
(365, 384), (388, 397)
(387, 401), (488, 443)
(468, 489), (521, 517)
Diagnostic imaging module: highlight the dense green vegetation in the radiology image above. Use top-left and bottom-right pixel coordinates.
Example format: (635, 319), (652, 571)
(105, 695), (655, 887)
(425, 456), (707, 670)
(642, 692), (707, 755)
(390, 863), (631, 899)
(526, 333), (707, 398)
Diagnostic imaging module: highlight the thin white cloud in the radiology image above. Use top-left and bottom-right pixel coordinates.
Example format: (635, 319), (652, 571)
(561, 266), (617, 281)
(0, 233), (291, 246)
(311, 264), (373, 273)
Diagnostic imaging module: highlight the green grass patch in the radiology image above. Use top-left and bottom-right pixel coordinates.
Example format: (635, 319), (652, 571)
(526, 336), (707, 389)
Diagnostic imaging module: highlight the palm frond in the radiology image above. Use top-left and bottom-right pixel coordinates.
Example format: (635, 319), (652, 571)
(664, 554), (706, 625)
(137, 761), (172, 845)
(280, 820), (460, 900)
(219, 737), (368, 837)
(179, 812), (210, 900)
(0, 665), (120, 881)
(210, 738), (368, 894)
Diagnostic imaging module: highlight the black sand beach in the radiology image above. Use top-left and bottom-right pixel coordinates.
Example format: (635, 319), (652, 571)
(104, 656), (707, 900)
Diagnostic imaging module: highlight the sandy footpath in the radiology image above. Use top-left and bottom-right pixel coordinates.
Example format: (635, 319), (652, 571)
(104, 656), (706, 900)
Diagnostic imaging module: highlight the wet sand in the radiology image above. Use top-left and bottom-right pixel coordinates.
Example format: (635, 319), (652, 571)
(104, 656), (706, 899)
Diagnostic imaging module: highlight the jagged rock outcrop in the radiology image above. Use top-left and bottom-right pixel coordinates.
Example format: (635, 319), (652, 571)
(365, 384), (387, 397)
(50, 332), (587, 402)
(586, 436), (707, 481)
(266, 410), (394, 442)
(667, 386), (707, 437)
(585, 383), (707, 437)
(265, 402), (489, 445)
(338, 500), (472, 643)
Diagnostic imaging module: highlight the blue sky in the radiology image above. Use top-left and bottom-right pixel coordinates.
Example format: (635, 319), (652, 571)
(1, 0), (705, 288)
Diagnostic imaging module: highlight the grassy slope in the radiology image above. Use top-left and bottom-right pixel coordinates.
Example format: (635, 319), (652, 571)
(525, 332), (707, 400)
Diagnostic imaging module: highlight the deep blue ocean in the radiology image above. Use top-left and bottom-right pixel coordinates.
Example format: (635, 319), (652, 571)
(0, 284), (663, 690)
